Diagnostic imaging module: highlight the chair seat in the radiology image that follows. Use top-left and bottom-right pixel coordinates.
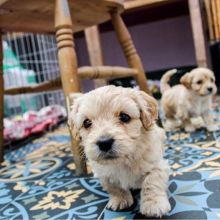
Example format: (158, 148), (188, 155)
(0, 0), (124, 33)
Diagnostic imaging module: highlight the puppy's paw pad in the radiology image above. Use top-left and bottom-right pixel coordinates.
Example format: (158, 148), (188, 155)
(207, 125), (219, 132)
(107, 195), (133, 211)
(140, 196), (171, 217)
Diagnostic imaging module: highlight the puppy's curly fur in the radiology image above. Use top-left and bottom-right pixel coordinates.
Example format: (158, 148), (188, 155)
(161, 67), (218, 132)
(69, 86), (170, 217)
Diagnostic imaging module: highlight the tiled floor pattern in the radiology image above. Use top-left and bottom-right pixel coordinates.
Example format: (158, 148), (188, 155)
(0, 106), (220, 219)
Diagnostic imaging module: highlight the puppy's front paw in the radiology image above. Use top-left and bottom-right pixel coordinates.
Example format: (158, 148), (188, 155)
(107, 193), (133, 211)
(207, 125), (219, 132)
(140, 195), (171, 217)
(185, 124), (196, 132)
(190, 117), (205, 129)
(163, 119), (181, 131)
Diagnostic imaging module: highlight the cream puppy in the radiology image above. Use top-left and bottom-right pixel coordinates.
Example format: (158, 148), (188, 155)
(69, 86), (170, 217)
(161, 67), (218, 132)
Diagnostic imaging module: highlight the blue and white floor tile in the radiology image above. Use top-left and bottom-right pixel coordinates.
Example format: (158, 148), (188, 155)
(0, 105), (220, 219)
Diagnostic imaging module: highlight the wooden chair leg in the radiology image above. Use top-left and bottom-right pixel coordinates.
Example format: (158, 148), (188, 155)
(55, 0), (87, 175)
(0, 31), (4, 163)
(85, 26), (106, 88)
(110, 11), (149, 94)
(188, 0), (210, 67)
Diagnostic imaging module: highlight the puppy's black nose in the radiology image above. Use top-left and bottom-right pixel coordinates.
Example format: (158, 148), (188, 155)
(96, 137), (114, 152)
(207, 87), (213, 92)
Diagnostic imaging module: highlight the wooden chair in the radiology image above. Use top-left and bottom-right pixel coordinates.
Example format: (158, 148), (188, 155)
(0, 0), (149, 175)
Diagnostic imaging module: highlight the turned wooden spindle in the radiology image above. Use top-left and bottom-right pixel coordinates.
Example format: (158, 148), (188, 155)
(0, 31), (4, 162)
(55, 0), (87, 175)
(110, 11), (149, 94)
(55, 0), (80, 94)
(4, 77), (62, 95)
(78, 66), (137, 79)
(85, 26), (106, 88)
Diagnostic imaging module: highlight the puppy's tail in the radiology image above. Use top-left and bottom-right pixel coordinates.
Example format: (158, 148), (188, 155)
(160, 69), (178, 94)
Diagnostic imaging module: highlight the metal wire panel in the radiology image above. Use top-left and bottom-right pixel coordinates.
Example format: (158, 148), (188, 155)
(3, 33), (65, 117)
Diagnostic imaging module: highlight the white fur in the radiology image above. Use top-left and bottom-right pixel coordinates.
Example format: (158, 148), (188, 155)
(69, 86), (170, 217)
(161, 67), (218, 132)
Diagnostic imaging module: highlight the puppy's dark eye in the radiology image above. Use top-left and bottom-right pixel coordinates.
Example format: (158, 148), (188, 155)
(211, 78), (214, 82)
(83, 119), (92, 129)
(119, 112), (131, 123)
(196, 80), (203, 84)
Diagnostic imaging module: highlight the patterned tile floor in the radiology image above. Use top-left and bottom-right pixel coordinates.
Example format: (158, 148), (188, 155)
(0, 105), (220, 219)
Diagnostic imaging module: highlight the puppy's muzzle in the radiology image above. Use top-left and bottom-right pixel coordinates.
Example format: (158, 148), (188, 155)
(96, 136), (114, 152)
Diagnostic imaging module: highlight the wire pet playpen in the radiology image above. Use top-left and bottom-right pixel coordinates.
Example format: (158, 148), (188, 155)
(2, 33), (67, 148)
(3, 33), (65, 117)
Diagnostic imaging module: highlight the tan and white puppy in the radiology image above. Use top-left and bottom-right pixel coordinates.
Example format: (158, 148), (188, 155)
(161, 67), (218, 132)
(69, 86), (170, 217)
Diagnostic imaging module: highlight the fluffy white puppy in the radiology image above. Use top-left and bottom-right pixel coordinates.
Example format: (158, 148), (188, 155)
(161, 67), (218, 132)
(69, 85), (170, 217)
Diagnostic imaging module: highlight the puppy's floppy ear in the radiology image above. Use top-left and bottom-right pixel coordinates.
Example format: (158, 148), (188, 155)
(134, 91), (158, 129)
(67, 93), (83, 141)
(180, 72), (192, 89)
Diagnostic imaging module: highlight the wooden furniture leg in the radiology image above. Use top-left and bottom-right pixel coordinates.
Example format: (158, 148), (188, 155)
(55, 0), (87, 175)
(85, 26), (106, 88)
(188, 0), (210, 67)
(0, 31), (4, 163)
(110, 11), (149, 93)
